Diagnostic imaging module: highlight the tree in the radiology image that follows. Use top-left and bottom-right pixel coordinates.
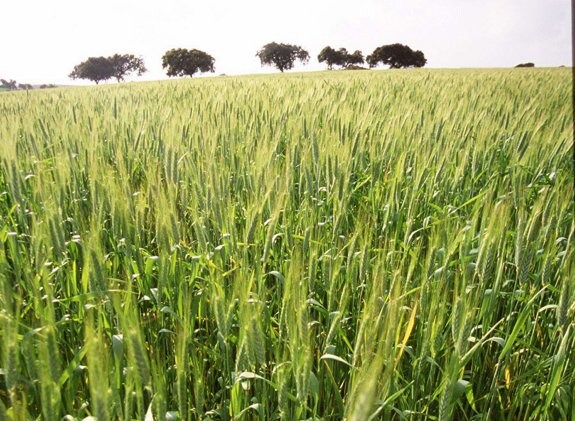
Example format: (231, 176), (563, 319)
(318, 47), (364, 69)
(1, 79), (19, 90)
(515, 62), (535, 68)
(70, 54), (146, 84)
(69, 57), (115, 84)
(318, 46), (340, 70)
(162, 48), (215, 77)
(109, 54), (147, 82)
(346, 50), (364, 67)
(256, 42), (310, 72)
(367, 44), (426, 69)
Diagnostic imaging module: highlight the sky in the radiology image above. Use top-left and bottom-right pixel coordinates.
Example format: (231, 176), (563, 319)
(0, 0), (572, 85)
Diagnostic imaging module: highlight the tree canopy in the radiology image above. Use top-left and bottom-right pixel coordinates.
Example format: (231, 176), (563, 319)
(1, 79), (19, 90)
(69, 54), (147, 84)
(162, 48), (215, 77)
(346, 50), (364, 67)
(1, 79), (56, 90)
(109, 54), (147, 82)
(367, 44), (426, 69)
(256, 42), (310, 72)
(69, 57), (115, 84)
(317, 46), (340, 70)
(318, 47), (364, 70)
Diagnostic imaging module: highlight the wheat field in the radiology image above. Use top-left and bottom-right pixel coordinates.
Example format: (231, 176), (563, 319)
(0, 68), (573, 420)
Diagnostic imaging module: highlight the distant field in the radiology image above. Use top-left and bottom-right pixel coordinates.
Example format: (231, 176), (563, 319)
(0, 68), (573, 420)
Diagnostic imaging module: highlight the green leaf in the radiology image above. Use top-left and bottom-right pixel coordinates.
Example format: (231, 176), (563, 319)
(453, 379), (469, 401)
(320, 353), (353, 368)
(309, 371), (319, 398)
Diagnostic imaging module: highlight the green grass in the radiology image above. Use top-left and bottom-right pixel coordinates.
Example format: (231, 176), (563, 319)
(0, 68), (573, 420)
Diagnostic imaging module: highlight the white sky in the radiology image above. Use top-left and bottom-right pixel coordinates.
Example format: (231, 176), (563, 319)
(0, 0), (572, 85)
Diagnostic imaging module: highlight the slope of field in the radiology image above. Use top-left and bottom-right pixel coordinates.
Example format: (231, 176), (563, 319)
(0, 69), (573, 420)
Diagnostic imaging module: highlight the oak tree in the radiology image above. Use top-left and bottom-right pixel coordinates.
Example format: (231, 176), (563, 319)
(69, 57), (115, 84)
(109, 54), (147, 82)
(162, 48), (215, 77)
(367, 44), (426, 69)
(256, 42), (310, 72)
